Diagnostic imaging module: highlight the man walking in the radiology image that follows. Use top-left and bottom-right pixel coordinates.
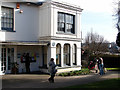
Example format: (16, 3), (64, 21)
(48, 58), (57, 83)
(25, 53), (30, 73)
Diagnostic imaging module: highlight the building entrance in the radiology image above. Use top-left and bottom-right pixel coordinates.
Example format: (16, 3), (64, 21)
(1, 48), (14, 74)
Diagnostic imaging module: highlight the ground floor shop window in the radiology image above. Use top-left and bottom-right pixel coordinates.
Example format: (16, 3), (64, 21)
(56, 44), (61, 66)
(63, 44), (70, 66)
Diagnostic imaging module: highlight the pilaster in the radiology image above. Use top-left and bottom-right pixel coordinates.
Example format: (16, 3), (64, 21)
(0, 45), (2, 75)
(61, 46), (64, 67)
(70, 46), (73, 66)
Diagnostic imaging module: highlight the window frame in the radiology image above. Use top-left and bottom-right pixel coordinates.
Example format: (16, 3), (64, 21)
(73, 44), (77, 65)
(56, 44), (61, 66)
(63, 44), (70, 66)
(57, 12), (75, 34)
(1, 6), (15, 32)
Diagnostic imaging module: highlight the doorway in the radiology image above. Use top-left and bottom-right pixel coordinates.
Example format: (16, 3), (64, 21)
(42, 46), (47, 68)
(1, 48), (14, 74)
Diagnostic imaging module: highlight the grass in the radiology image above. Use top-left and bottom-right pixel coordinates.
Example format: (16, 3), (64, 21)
(65, 78), (120, 88)
(106, 68), (120, 71)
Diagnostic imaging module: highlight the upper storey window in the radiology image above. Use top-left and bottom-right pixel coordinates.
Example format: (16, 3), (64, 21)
(58, 12), (75, 34)
(1, 6), (14, 31)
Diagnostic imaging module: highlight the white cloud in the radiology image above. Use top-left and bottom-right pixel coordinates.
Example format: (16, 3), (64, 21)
(80, 0), (116, 14)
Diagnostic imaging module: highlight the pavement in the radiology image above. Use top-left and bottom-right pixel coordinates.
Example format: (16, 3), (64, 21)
(0, 71), (120, 89)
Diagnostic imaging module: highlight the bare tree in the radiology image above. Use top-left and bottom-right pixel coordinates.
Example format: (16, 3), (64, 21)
(84, 31), (109, 55)
(116, 1), (120, 47)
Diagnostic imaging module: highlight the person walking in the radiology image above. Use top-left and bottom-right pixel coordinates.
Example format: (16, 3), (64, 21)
(25, 53), (30, 73)
(99, 57), (104, 75)
(95, 59), (99, 73)
(48, 58), (57, 83)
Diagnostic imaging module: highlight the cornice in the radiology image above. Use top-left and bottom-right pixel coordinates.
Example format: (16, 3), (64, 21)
(49, 1), (83, 12)
(39, 36), (82, 42)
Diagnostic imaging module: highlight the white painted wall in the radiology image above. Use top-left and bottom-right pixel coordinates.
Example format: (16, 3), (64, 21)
(0, 46), (2, 75)
(0, 32), (5, 41)
(1, 2), (39, 41)
(39, 3), (51, 37)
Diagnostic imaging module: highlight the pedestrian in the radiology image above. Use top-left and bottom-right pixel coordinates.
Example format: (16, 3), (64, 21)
(48, 58), (57, 83)
(25, 53), (30, 73)
(99, 57), (104, 75)
(95, 59), (99, 73)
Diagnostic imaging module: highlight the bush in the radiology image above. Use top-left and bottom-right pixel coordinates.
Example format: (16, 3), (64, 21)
(89, 54), (120, 68)
(58, 68), (90, 76)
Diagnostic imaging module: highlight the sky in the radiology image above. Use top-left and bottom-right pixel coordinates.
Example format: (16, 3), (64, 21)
(79, 0), (119, 43)
(40, 0), (119, 43)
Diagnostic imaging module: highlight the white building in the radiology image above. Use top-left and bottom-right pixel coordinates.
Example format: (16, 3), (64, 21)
(0, 0), (83, 75)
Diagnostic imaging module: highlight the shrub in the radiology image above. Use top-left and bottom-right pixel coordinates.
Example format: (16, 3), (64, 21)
(58, 68), (90, 76)
(89, 54), (120, 68)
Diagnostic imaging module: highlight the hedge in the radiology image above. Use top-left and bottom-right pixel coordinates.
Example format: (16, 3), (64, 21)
(89, 54), (120, 68)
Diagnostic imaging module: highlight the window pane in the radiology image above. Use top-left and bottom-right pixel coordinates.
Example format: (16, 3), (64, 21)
(64, 44), (70, 66)
(1, 7), (14, 31)
(66, 15), (70, 23)
(58, 13), (64, 22)
(66, 15), (73, 24)
(58, 12), (75, 34)
(56, 44), (61, 66)
(71, 16), (73, 24)
(66, 24), (73, 32)
(10, 24), (13, 28)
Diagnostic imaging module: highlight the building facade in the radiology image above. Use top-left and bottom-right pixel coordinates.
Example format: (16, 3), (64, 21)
(0, 0), (82, 75)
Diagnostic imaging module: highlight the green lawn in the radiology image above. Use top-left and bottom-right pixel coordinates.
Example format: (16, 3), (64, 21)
(66, 78), (120, 88)
(106, 68), (120, 71)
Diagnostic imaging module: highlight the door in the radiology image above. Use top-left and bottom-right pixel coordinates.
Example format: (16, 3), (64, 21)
(1, 48), (14, 74)
(7, 48), (14, 73)
(1, 48), (7, 73)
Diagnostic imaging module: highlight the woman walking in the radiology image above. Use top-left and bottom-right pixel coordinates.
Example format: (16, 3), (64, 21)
(48, 58), (57, 83)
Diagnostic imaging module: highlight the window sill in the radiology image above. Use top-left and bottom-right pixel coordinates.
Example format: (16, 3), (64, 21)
(56, 32), (76, 36)
(57, 65), (81, 69)
(1, 30), (16, 32)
